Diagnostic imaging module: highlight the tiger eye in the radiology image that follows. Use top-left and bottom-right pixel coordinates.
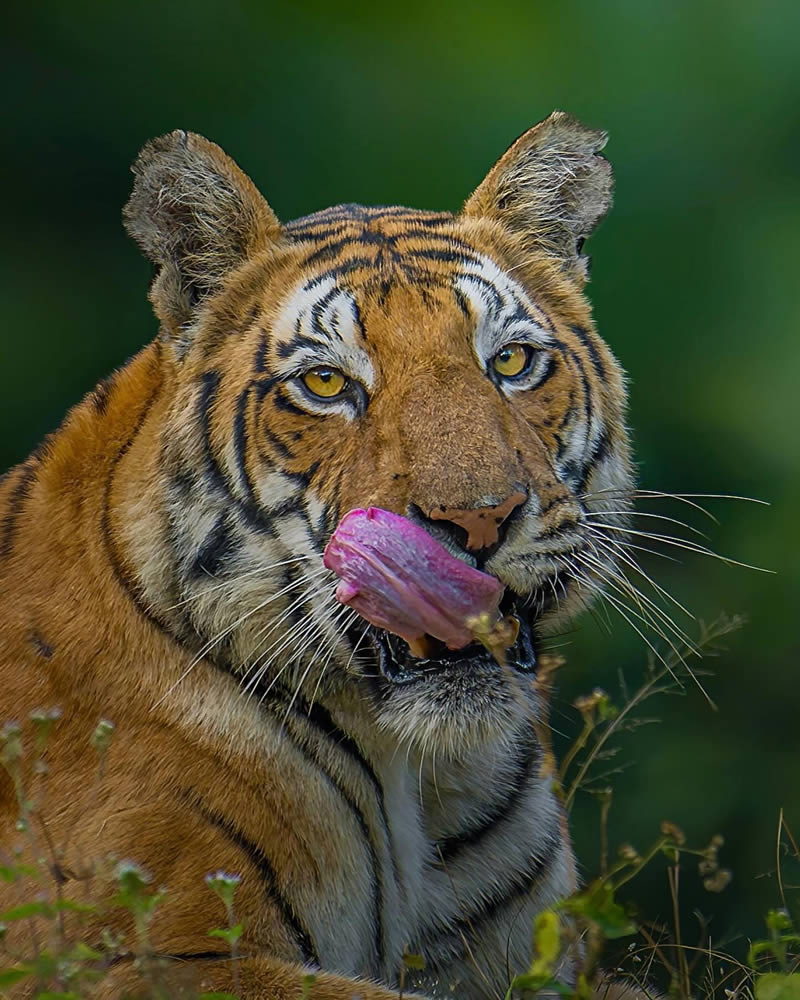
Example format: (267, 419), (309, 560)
(492, 344), (530, 378)
(302, 367), (348, 398)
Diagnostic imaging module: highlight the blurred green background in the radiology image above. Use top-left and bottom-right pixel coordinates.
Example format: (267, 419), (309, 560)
(4, 0), (799, 966)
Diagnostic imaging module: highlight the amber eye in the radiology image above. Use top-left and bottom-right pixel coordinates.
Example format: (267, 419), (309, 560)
(492, 343), (531, 379)
(301, 367), (348, 398)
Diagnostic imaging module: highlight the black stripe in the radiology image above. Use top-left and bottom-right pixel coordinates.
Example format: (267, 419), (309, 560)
(531, 354), (557, 390)
(453, 287), (471, 319)
(304, 238), (356, 267)
(233, 381), (263, 505)
(393, 228), (464, 243)
(288, 224), (357, 242)
(455, 270), (505, 313)
(276, 334), (330, 360)
(92, 372), (116, 414)
(29, 631), (54, 659)
(100, 350), (180, 642)
(236, 678), (389, 969)
(578, 428), (612, 493)
(393, 214), (453, 229)
(273, 389), (308, 417)
(183, 792), (318, 966)
(571, 324), (607, 380)
(435, 735), (541, 862)
(291, 701), (388, 968)
(281, 459), (320, 490)
(189, 514), (237, 579)
(262, 424), (294, 461)
(254, 332), (269, 372)
(305, 257), (382, 286)
(424, 835), (560, 949)
(198, 372), (277, 538)
(556, 389), (576, 433)
(0, 460), (39, 559)
(310, 286), (346, 339)
(405, 247), (481, 267)
(570, 349), (594, 434)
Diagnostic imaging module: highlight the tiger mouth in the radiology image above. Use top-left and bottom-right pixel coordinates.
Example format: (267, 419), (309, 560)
(370, 591), (538, 685)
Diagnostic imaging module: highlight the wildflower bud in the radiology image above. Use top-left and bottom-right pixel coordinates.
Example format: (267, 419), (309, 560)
(660, 821), (686, 846)
(206, 870), (242, 910)
(91, 719), (115, 753)
(618, 843), (640, 862)
(703, 868), (732, 893)
(0, 721), (23, 767)
(114, 860), (152, 890)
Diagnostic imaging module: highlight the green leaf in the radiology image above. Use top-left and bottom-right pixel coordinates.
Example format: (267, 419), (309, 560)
(0, 900), (55, 921)
(0, 862), (38, 882)
(68, 941), (104, 961)
(509, 971), (553, 993)
(53, 898), (97, 914)
(755, 973), (800, 1000)
(560, 880), (637, 939)
(767, 911), (794, 933)
(533, 909), (561, 966)
(402, 952), (425, 971)
(208, 923), (243, 944)
(0, 967), (29, 988)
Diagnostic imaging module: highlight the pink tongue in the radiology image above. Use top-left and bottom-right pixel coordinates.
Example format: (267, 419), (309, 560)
(323, 507), (504, 655)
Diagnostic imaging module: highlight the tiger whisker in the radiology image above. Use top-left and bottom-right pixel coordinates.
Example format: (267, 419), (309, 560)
(588, 523), (773, 573)
(243, 593), (339, 699)
(572, 563), (713, 703)
(571, 566), (683, 682)
(152, 566), (329, 709)
(589, 529), (695, 620)
(575, 551), (689, 657)
(163, 553), (316, 613)
(584, 508), (710, 541)
(282, 604), (354, 726)
(249, 600), (340, 706)
(344, 620), (373, 674)
(306, 608), (360, 714)
(583, 536), (698, 639)
(577, 548), (701, 657)
(239, 572), (333, 688)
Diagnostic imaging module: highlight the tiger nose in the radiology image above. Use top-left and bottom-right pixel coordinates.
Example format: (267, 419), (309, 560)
(428, 490), (528, 552)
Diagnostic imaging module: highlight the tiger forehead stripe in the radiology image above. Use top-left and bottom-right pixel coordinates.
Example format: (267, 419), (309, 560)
(455, 254), (557, 359)
(271, 276), (375, 388)
(285, 205), (487, 294)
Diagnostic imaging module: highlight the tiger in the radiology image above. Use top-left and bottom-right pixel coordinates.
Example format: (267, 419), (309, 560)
(0, 112), (637, 999)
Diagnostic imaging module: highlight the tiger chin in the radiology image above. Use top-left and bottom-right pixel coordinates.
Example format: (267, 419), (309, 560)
(0, 113), (638, 999)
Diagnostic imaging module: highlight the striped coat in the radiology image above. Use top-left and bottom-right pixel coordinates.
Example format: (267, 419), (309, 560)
(0, 113), (635, 999)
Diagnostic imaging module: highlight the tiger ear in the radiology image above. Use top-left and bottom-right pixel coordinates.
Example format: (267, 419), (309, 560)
(124, 130), (283, 331)
(462, 111), (613, 283)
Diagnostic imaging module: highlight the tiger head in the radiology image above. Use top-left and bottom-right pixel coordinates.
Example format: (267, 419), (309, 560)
(123, 113), (633, 754)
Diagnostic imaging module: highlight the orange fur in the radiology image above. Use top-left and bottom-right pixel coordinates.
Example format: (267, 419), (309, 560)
(1, 114), (634, 998)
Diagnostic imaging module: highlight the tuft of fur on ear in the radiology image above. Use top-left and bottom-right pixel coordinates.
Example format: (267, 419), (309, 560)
(124, 130), (282, 329)
(463, 111), (613, 283)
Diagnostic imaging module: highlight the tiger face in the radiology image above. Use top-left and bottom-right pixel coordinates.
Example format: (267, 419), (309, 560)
(124, 113), (633, 753)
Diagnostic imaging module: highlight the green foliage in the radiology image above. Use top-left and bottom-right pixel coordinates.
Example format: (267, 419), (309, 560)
(0, 712), (247, 999)
(1, 616), (796, 1000)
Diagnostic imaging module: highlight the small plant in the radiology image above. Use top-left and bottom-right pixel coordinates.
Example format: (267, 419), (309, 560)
(505, 615), (761, 1000)
(0, 713), (246, 1000)
(204, 870), (244, 999)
